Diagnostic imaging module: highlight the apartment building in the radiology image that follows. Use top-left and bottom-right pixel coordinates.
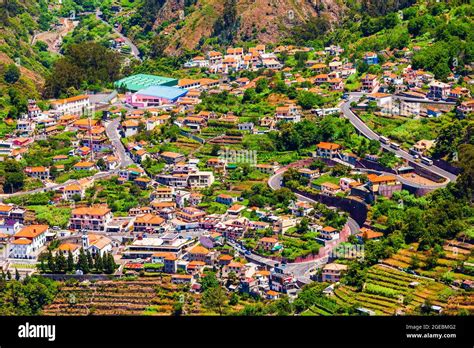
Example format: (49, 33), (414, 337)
(50, 95), (90, 116)
(70, 207), (113, 231)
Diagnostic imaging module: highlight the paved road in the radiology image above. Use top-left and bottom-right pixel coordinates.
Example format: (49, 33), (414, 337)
(341, 94), (457, 183)
(263, 167), (361, 279)
(96, 9), (141, 60)
(105, 118), (134, 168)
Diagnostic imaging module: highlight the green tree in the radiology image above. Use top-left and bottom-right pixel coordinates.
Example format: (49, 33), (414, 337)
(104, 253), (116, 274)
(172, 301), (183, 316)
(228, 292), (239, 306)
(55, 253), (67, 273)
(77, 248), (89, 273)
(297, 91), (323, 110)
(96, 158), (107, 171)
(343, 262), (366, 291)
(39, 259), (47, 273)
(201, 272), (219, 291)
(67, 251), (74, 273)
(94, 254), (103, 273)
(202, 286), (228, 315)
(210, 144), (221, 156)
(3, 160), (25, 193)
(4, 64), (20, 84)
(86, 251), (93, 270)
(47, 251), (56, 273)
(410, 254), (420, 270)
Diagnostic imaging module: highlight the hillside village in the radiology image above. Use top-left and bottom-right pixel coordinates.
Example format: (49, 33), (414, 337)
(0, 1), (472, 317)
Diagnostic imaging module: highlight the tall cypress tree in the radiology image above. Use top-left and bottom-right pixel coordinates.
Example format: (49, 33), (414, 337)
(15, 268), (20, 281)
(56, 253), (67, 273)
(67, 251), (74, 273)
(95, 254), (103, 273)
(47, 251), (55, 273)
(77, 248), (89, 273)
(104, 253), (116, 274)
(86, 251), (94, 271)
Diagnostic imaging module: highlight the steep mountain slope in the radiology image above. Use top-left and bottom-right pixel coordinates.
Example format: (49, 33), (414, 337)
(158, 0), (345, 54)
(0, 0), (54, 91)
(116, 0), (415, 55)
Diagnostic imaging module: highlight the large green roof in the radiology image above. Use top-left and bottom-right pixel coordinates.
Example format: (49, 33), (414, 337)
(115, 74), (178, 91)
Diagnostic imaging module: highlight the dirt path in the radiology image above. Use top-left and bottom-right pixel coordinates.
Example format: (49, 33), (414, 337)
(32, 18), (77, 53)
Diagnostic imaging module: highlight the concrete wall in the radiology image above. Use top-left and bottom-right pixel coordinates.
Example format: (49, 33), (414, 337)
(294, 189), (368, 226)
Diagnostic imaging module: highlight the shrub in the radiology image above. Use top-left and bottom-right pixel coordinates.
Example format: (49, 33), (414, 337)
(364, 283), (400, 299)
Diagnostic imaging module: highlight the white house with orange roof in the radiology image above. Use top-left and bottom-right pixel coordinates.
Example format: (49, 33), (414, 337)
(160, 151), (185, 164)
(255, 163), (279, 175)
(289, 201), (313, 217)
(367, 174), (401, 198)
(224, 261), (245, 276)
(82, 233), (113, 257)
(318, 226), (340, 241)
(457, 99), (474, 118)
(320, 182), (341, 196)
(63, 183), (84, 201)
(198, 78), (219, 90)
(322, 263), (348, 282)
(25, 166), (50, 180)
(178, 79), (201, 90)
(50, 95), (90, 116)
(133, 213), (165, 233)
(316, 142), (341, 158)
(187, 245), (210, 263)
(57, 243), (81, 260)
(367, 92), (392, 113)
(275, 104), (301, 123)
(122, 119), (140, 137)
(227, 204), (245, 216)
(73, 161), (96, 171)
(208, 51), (223, 65)
(259, 237), (279, 252)
(0, 204), (14, 219)
(9, 225), (49, 259)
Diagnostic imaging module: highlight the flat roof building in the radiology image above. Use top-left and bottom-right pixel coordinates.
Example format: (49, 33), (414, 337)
(115, 74), (178, 92)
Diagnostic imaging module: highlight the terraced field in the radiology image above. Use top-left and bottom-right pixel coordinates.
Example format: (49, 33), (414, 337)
(331, 265), (467, 315)
(172, 137), (202, 154)
(42, 276), (201, 316)
(381, 240), (474, 282)
(444, 293), (474, 315)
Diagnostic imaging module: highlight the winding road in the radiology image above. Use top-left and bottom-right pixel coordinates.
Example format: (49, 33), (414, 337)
(225, 164), (361, 281)
(341, 93), (457, 184)
(95, 9), (141, 61)
(105, 118), (134, 168)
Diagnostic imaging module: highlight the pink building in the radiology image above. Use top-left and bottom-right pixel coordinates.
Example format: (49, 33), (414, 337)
(126, 86), (188, 108)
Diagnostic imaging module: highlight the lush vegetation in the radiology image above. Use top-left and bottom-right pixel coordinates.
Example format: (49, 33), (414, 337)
(44, 42), (121, 97)
(0, 274), (58, 315)
(39, 249), (117, 275)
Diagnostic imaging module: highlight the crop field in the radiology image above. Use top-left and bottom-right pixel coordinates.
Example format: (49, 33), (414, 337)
(42, 276), (201, 316)
(381, 241), (474, 282)
(331, 265), (469, 315)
